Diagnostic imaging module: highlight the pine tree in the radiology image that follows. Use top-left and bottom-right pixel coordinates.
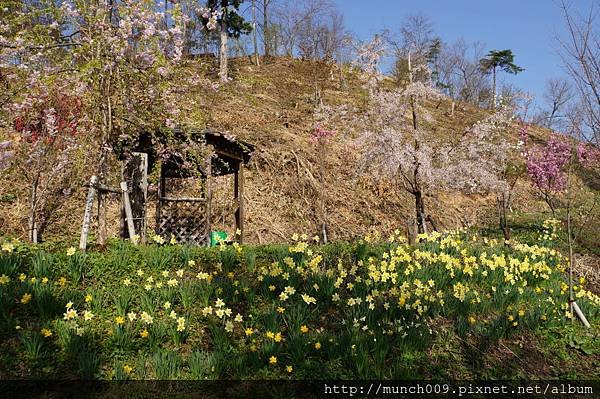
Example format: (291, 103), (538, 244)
(479, 49), (524, 108)
(205, 0), (252, 82)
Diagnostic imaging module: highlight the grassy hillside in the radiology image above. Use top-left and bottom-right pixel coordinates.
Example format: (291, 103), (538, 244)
(0, 227), (598, 381)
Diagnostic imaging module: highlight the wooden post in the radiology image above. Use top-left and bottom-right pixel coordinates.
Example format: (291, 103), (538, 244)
(122, 152), (148, 243)
(97, 188), (107, 246)
(205, 155), (212, 246)
(234, 162), (244, 244)
(80, 175), (98, 251)
(120, 181), (137, 243)
(156, 164), (166, 236)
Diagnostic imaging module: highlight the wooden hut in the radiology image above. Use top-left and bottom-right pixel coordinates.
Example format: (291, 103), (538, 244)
(120, 128), (254, 245)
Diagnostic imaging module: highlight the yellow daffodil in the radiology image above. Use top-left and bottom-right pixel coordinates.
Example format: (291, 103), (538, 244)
(177, 317), (186, 332)
(167, 279), (178, 287)
(301, 294), (316, 305)
(20, 293), (32, 304)
(140, 311), (153, 324)
(1, 242), (15, 252)
(64, 308), (77, 320)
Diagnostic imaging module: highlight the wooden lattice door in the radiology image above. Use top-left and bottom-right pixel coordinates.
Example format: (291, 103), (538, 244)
(157, 197), (209, 245)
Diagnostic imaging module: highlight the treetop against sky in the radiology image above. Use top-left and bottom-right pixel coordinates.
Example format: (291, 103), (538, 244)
(333, 0), (595, 106)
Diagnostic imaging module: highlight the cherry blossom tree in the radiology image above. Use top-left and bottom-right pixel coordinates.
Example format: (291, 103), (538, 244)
(1, 0), (220, 242)
(521, 123), (600, 211)
(520, 125), (572, 216)
(351, 37), (515, 234)
(521, 126), (599, 319)
(7, 83), (86, 242)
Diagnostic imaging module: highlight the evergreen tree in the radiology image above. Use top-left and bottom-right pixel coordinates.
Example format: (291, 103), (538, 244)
(205, 0), (252, 81)
(479, 49), (524, 108)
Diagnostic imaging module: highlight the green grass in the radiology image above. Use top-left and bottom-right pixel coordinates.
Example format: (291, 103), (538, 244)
(0, 226), (598, 380)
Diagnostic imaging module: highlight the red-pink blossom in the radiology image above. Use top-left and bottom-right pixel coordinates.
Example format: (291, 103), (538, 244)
(310, 125), (335, 145)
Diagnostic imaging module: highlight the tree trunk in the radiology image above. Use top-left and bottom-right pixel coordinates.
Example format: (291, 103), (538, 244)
(121, 153), (148, 243)
(28, 178), (39, 243)
(492, 66), (496, 109)
(252, 0), (259, 66)
(318, 144), (328, 244)
(426, 215), (438, 232)
(97, 161), (108, 246)
(263, 0), (269, 58)
(97, 102), (111, 246)
(219, 10), (229, 82)
(545, 193), (556, 218)
(497, 193), (511, 242)
(414, 189), (427, 234)
(566, 149), (574, 322)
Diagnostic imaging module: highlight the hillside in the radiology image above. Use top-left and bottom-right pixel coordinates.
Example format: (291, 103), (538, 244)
(177, 57), (588, 244)
(1, 58), (599, 386)
(0, 57), (598, 253)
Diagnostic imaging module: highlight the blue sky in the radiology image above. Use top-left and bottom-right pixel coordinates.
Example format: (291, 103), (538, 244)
(333, 0), (594, 105)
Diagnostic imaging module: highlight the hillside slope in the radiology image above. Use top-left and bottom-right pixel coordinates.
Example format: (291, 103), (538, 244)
(186, 57), (550, 243)
(0, 57), (596, 251)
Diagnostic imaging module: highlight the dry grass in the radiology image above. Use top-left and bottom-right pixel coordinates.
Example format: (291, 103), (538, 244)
(0, 57), (596, 250)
